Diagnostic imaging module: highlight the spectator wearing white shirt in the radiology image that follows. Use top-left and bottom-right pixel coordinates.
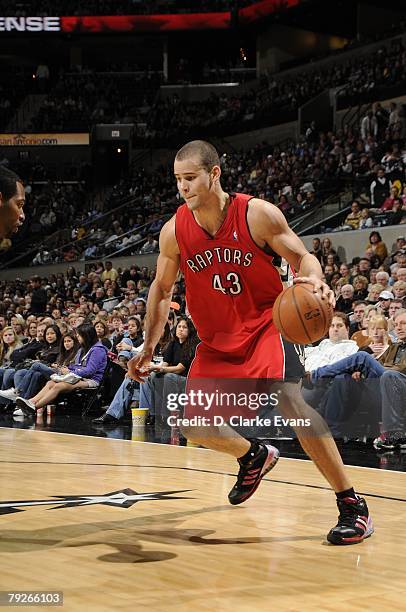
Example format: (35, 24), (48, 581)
(139, 233), (158, 254)
(304, 313), (358, 372)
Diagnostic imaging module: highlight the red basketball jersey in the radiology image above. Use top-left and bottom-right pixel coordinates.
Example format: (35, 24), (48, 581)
(175, 193), (292, 354)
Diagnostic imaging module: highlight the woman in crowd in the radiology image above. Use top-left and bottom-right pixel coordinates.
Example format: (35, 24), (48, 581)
(320, 237), (338, 266)
(351, 305), (378, 347)
(10, 315), (26, 341)
(0, 327), (23, 385)
(352, 275), (369, 300)
(26, 320), (38, 341)
(359, 315), (391, 359)
(16, 323), (108, 416)
(366, 283), (385, 304)
(94, 320), (112, 350)
(108, 314), (124, 342)
(365, 231), (388, 264)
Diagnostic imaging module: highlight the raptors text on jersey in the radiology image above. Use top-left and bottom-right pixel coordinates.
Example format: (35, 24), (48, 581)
(176, 193), (293, 353)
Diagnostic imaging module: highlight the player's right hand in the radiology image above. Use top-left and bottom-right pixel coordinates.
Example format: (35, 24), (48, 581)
(127, 350), (153, 382)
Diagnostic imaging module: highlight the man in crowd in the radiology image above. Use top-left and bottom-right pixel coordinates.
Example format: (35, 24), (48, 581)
(29, 276), (47, 316)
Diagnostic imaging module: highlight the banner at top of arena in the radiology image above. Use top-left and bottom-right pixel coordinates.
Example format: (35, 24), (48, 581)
(0, 1), (301, 33)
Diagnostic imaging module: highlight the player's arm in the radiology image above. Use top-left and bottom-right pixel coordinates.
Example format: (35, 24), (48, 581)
(127, 216), (180, 381)
(249, 199), (335, 306)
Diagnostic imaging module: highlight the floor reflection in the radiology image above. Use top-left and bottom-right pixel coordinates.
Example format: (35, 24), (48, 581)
(1, 411), (406, 473)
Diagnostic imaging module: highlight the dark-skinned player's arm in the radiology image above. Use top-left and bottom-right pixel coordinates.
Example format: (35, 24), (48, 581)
(250, 199), (335, 308)
(127, 216), (180, 382)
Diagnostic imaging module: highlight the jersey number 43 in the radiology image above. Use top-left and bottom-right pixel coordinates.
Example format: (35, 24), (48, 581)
(212, 272), (242, 295)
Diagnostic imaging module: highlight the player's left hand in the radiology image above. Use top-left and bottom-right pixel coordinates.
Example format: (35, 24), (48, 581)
(293, 275), (336, 309)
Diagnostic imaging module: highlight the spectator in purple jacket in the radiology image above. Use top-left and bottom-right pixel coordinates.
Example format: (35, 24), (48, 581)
(15, 324), (107, 416)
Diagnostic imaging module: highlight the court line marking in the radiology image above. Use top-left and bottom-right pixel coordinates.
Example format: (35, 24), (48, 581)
(1, 456), (406, 502)
(1, 426), (405, 477)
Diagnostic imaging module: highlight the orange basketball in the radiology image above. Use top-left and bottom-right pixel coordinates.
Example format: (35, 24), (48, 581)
(273, 283), (333, 345)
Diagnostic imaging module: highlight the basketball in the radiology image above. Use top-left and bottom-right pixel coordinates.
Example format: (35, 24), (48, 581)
(273, 282), (333, 344)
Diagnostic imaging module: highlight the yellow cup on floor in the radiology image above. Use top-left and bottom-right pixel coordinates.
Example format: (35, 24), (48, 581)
(131, 408), (148, 427)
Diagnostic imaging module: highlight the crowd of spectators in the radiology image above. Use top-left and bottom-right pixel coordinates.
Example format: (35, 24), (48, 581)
(0, 229), (405, 446)
(1, 98), (405, 268)
(143, 38), (406, 144)
(22, 36), (406, 140)
(30, 70), (162, 133)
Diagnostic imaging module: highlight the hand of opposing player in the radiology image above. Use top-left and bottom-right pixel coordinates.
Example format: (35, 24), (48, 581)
(293, 275), (336, 309)
(127, 350), (153, 382)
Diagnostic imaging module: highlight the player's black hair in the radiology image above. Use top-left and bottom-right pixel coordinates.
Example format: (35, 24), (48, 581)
(0, 166), (23, 201)
(175, 140), (220, 173)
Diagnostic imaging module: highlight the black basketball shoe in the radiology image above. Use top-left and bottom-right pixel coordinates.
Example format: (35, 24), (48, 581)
(327, 495), (374, 545)
(228, 443), (280, 505)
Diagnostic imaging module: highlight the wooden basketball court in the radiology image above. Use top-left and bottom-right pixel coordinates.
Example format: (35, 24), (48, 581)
(0, 427), (405, 611)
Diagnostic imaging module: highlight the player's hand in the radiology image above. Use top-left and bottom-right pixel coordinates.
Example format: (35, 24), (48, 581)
(127, 350), (153, 382)
(293, 275), (335, 309)
(352, 371), (362, 381)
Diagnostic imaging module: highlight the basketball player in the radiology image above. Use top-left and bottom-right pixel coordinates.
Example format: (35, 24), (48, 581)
(0, 167), (25, 239)
(129, 140), (373, 545)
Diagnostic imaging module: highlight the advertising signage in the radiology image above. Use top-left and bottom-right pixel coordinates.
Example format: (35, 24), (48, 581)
(0, 1), (301, 33)
(0, 133), (90, 146)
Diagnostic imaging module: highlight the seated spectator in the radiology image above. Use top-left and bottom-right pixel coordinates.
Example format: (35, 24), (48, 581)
(360, 315), (391, 359)
(102, 286), (120, 313)
(352, 275), (369, 300)
(343, 200), (362, 230)
(351, 305), (378, 347)
(348, 301), (368, 336)
(310, 237), (322, 263)
(15, 323), (108, 417)
(365, 231), (388, 264)
(101, 261), (119, 283)
(397, 268), (406, 283)
(366, 283), (385, 304)
(113, 316), (144, 369)
(335, 284), (354, 315)
(0, 327), (23, 382)
(10, 315), (26, 341)
(359, 208), (373, 229)
(381, 186), (402, 211)
(377, 290), (394, 317)
(388, 299), (404, 341)
(375, 270), (390, 289)
(393, 281), (406, 300)
(320, 237), (338, 266)
(304, 313), (358, 372)
(139, 233), (159, 254)
(338, 263), (350, 282)
(94, 320), (112, 350)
